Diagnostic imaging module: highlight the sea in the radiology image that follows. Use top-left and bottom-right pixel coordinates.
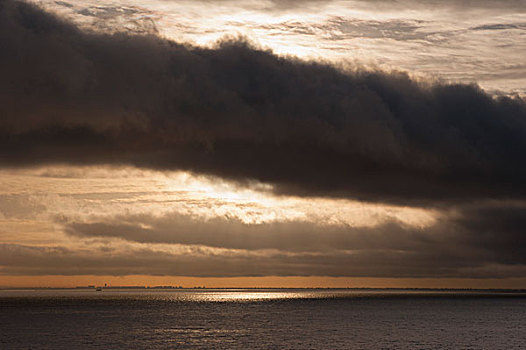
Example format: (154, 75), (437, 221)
(1, 289), (525, 349)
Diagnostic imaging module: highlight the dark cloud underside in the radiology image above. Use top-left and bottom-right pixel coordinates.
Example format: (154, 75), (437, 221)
(2, 237), (526, 278)
(1, 0), (526, 206)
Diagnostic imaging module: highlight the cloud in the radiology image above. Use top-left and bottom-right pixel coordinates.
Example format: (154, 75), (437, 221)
(173, 0), (526, 12)
(472, 24), (525, 31)
(2, 0), (524, 282)
(63, 212), (426, 252)
(1, 0), (526, 206)
(256, 17), (431, 42)
(57, 200), (526, 277)
(3, 207), (526, 278)
(334, 0), (526, 12)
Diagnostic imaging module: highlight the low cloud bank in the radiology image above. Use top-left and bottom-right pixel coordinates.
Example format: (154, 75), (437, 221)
(58, 201), (526, 278)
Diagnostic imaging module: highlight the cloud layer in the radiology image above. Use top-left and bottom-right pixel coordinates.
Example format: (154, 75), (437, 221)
(2, 0), (526, 206)
(4, 200), (526, 279)
(58, 200), (526, 277)
(1, 1), (526, 282)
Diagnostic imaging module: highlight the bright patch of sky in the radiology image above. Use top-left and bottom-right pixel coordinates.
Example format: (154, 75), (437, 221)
(35, 0), (526, 95)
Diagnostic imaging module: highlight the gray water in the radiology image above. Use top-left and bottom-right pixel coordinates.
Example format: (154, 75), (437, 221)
(1, 289), (525, 349)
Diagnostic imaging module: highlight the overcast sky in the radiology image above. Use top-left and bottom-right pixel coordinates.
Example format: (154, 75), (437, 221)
(1, 0), (526, 288)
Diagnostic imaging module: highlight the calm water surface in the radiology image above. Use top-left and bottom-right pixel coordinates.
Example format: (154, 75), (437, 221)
(1, 289), (525, 349)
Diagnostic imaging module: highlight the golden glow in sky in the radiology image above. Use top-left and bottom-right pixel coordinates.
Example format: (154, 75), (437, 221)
(34, 0), (526, 95)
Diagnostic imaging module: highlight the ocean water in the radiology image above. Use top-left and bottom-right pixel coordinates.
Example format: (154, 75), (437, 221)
(1, 289), (525, 349)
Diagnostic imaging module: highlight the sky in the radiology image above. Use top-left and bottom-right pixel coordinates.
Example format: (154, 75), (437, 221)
(1, 0), (526, 288)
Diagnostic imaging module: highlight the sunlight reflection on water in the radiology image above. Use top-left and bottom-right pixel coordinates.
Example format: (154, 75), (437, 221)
(187, 291), (301, 302)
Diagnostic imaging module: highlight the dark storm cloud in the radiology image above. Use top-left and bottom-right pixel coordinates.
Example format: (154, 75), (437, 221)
(450, 203), (526, 264)
(2, 0), (526, 205)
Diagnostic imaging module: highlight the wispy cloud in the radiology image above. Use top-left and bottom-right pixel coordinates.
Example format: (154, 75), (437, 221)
(35, 0), (526, 94)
